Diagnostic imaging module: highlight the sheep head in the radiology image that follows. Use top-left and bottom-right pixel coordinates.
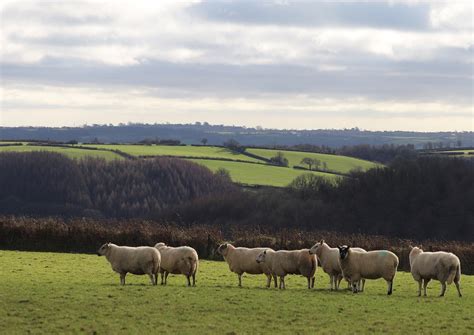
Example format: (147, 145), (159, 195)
(256, 250), (267, 264)
(154, 242), (166, 249)
(338, 245), (350, 260)
(309, 239), (325, 255)
(217, 243), (229, 256)
(97, 242), (111, 256)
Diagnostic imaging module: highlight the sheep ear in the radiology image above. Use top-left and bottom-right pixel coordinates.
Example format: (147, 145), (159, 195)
(263, 250), (266, 254)
(320, 239), (324, 244)
(337, 245), (342, 250)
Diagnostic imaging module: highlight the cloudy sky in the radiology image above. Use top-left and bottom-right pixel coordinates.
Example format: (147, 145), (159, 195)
(0, 1), (472, 131)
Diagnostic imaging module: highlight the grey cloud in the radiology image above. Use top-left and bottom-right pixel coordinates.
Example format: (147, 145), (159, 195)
(188, 1), (431, 30)
(2, 55), (471, 103)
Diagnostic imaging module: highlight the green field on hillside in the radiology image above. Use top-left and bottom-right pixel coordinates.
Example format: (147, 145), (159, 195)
(0, 145), (122, 160)
(188, 159), (339, 186)
(247, 148), (380, 174)
(0, 144), (380, 186)
(85, 144), (260, 162)
(435, 149), (474, 156)
(0, 250), (471, 334)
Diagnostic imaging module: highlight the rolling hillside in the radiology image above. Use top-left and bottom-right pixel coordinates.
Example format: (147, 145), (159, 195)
(246, 148), (380, 174)
(82, 144), (260, 162)
(0, 143), (380, 187)
(188, 159), (339, 187)
(0, 145), (122, 161)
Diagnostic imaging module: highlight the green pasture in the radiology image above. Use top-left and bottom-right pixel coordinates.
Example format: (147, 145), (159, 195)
(0, 145), (122, 161)
(247, 148), (380, 174)
(435, 149), (474, 156)
(188, 159), (339, 186)
(0, 250), (471, 334)
(84, 144), (260, 162)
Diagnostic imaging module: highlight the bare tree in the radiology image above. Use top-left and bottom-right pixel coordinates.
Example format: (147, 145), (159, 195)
(301, 157), (315, 170)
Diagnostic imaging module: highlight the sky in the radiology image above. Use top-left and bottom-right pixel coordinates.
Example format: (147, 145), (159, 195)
(0, 0), (473, 131)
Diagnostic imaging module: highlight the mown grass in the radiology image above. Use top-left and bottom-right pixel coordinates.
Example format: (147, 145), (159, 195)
(188, 159), (339, 186)
(84, 144), (260, 162)
(0, 145), (122, 161)
(247, 148), (380, 173)
(0, 250), (471, 334)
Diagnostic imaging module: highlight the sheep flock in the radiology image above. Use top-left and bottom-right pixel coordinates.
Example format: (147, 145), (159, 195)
(97, 241), (463, 297)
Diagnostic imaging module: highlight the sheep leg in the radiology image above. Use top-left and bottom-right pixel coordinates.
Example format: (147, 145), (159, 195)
(454, 281), (462, 297)
(273, 275), (278, 288)
(352, 281), (358, 293)
(423, 279), (430, 296)
(280, 276), (285, 289)
(329, 275), (334, 290)
(417, 280), (422, 297)
(440, 282), (447, 297)
(336, 275), (342, 291)
(311, 277), (315, 289)
(387, 280), (393, 295)
(192, 273), (196, 287)
(360, 279), (365, 292)
(265, 274), (271, 288)
(148, 274), (155, 285)
(120, 273), (126, 286)
(238, 274), (242, 287)
(160, 271), (165, 285)
(164, 271), (169, 285)
(186, 275), (191, 287)
(307, 277), (311, 289)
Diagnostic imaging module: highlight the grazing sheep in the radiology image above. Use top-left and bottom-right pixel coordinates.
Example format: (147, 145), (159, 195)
(340, 245), (367, 292)
(256, 249), (317, 289)
(217, 243), (277, 288)
(309, 240), (346, 290)
(338, 246), (398, 295)
(409, 246), (462, 297)
(97, 242), (161, 285)
(154, 243), (199, 286)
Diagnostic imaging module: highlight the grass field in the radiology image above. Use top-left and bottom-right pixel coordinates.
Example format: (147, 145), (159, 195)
(84, 144), (260, 162)
(0, 250), (471, 334)
(247, 148), (380, 173)
(0, 145), (122, 161)
(188, 159), (339, 186)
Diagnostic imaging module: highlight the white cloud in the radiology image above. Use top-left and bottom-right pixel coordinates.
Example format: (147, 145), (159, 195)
(0, 1), (472, 130)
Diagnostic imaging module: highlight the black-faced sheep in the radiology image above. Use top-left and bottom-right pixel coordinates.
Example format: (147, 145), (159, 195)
(338, 245), (398, 295)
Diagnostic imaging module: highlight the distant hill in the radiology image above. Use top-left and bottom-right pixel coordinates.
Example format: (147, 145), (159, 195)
(1, 123), (472, 148)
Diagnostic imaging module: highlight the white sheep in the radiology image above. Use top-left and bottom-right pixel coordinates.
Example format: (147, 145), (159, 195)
(97, 242), (161, 285)
(409, 246), (462, 297)
(309, 240), (367, 290)
(217, 243), (277, 288)
(256, 249), (317, 289)
(337, 245), (399, 295)
(154, 242), (199, 286)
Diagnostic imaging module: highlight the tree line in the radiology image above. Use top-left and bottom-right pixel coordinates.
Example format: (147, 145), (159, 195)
(0, 152), (235, 218)
(164, 156), (474, 241)
(0, 151), (472, 242)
